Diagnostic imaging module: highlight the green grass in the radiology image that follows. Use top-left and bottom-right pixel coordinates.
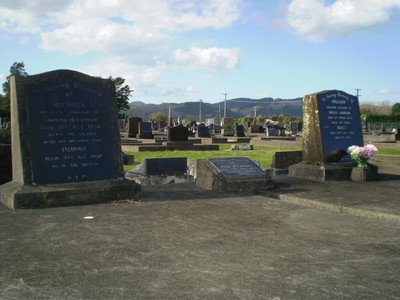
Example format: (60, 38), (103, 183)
(377, 148), (400, 155)
(124, 144), (299, 172)
(123, 144), (400, 172)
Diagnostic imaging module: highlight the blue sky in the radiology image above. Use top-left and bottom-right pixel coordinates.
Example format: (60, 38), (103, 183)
(1, 0), (399, 104)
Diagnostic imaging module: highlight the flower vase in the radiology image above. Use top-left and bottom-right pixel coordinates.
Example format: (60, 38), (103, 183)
(351, 166), (369, 182)
(357, 161), (367, 168)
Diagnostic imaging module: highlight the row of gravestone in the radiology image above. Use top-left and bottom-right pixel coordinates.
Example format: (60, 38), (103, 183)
(127, 117), (247, 139)
(127, 118), (298, 139)
(0, 69), (365, 209)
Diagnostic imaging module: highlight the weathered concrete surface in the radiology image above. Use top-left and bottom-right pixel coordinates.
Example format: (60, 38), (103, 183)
(1, 179), (400, 299)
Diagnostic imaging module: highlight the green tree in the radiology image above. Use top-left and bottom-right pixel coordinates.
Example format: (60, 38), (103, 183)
(109, 76), (133, 112)
(0, 62), (29, 117)
(392, 103), (400, 115)
(150, 112), (167, 127)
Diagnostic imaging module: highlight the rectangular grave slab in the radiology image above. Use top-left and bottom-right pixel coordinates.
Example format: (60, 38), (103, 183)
(196, 157), (273, 192)
(143, 157), (187, 176)
(0, 69), (140, 209)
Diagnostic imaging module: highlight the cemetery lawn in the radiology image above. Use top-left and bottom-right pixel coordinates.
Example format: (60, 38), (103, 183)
(378, 148), (400, 155)
(123, 145), (400, 172)
(124, 145), (299, 172)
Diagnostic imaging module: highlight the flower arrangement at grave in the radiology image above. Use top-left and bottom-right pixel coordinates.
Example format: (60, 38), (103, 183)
(347, 144), (378, 168)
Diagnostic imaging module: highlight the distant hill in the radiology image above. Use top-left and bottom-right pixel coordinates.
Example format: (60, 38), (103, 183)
(128, 97), (303, 121)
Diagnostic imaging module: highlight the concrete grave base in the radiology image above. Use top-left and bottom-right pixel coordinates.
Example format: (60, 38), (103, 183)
(289, 162), (356, 182)
(350, 165), (379, 182)
(0, 179), (141, 209)
(196, 157), (273, 192)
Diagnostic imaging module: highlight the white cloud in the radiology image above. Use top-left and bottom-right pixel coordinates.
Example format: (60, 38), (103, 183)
(80, 56), (166, 89)
(0, 0), (240, 55)
(171, 47), (239, 70)
(186, 85), (200, 93)
(286, 0), (400, 41)
(0, 0), (242, 101)
(378, 87), (398, 95)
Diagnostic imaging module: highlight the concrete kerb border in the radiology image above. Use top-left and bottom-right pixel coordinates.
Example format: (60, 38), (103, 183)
(258, 190), (400, 223)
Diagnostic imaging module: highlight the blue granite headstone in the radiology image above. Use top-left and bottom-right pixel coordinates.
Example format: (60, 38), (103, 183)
(303, 90), (363, 163)
(23, 70), (120, 184)
(138, 122), (154, 139)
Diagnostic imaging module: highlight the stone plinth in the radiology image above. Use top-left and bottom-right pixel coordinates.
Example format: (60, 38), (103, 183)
(289, 163), (354, 181)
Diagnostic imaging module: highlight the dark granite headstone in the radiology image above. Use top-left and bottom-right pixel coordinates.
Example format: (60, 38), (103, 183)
(196, 157), (273, 192)
(143, 157), (187, 176)
(235, 125), (245, 137)
(196, 125), (210, 138)
(168, 125), (188, 142)
(0, 69), (140, 209)
(127, 117), (142, 138)
(137, 122), (154, 139)
(213, 125), (221, 134)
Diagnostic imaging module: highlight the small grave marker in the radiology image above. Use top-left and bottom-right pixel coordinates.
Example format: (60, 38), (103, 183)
(143, 157), (187, 176)
(196, 157), (273, 192)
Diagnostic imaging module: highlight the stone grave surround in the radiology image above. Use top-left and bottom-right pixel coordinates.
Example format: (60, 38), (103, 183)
(0, 69), (140, 209)
(289, 90), (365, 181)
(196, 157), (273, 192)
